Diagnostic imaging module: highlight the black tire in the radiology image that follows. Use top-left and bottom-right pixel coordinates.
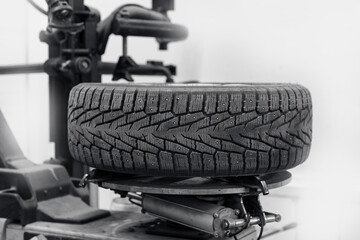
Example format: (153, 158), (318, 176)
(68, 83), (312, 177)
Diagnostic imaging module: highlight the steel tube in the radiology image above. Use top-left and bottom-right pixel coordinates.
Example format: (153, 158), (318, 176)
(112, 18), (188, 41)
(227, 213), (281, 229)
(142, 194), (225, 234)
(0, 64), (44, 75)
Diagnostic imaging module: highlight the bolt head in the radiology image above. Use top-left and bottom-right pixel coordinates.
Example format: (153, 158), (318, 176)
(222, 220), (230, 229)
(76, 58), (92, 74)
(81, 61), (89, 69)
(59, 9), (71, 19)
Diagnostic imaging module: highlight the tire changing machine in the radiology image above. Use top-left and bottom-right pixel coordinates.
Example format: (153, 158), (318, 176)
(0, 1), (292, 239)
(0, 109), (290, 239)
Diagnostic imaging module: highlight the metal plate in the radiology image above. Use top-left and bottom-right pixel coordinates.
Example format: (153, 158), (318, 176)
(7, 212), (174, 240)
(99, 171), (291, 195)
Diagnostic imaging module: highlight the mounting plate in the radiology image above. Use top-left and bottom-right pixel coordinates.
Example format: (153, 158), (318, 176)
(96, 171), (291, 195)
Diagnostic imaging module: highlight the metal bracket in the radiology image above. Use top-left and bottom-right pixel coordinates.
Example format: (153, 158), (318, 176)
(112, 55), (175, 83)
(225, 175), (272, 195)
(253, 176), (269, 195)
(79, 169), (123, 188)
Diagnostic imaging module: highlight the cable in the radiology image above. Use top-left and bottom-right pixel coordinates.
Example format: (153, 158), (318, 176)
(256, 212), (265, 240)
(228, 213), (251, 238)
(27, 0), (47, 15)
(229, 196), (266, 240)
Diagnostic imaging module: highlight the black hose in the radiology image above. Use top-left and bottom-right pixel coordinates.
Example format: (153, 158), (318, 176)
(27, 0), (47, 15)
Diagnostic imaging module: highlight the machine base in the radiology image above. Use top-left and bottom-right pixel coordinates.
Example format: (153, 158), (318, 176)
(3, 212), (258, 240)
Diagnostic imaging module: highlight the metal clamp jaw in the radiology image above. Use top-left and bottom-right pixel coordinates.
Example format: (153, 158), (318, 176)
(112, 55), (176, 83)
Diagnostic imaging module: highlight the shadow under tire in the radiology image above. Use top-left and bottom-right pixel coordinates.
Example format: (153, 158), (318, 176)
(68, 83), (312, 177)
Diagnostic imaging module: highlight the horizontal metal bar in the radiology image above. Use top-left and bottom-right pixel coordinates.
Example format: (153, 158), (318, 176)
(98, 62), (116, 74)
(112, 18), (188, 41)
(0, 64), (44, 75)
(225, 213), (281, 229)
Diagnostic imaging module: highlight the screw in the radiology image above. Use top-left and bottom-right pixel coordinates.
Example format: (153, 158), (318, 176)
(81, 61), (89, 69)
(57, 9), (71, 19)
(76, 58), (91, 74)
(234, 209), (240, 215)
(213, 212), (219, 218)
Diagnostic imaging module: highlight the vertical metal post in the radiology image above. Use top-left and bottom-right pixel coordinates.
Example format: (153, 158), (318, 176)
(47, 0), (101, 178)
(123, 36), (128, 57)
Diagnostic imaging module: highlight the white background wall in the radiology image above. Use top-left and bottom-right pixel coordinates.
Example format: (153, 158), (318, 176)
(1, 1), (360, 239)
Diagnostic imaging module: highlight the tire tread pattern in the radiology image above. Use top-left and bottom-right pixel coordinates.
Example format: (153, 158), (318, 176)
(68, 83), (312, 176)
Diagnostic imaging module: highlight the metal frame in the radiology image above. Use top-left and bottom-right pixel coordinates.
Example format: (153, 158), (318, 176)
(0, 0), (187, 178)
(44, 0), (102, 179)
